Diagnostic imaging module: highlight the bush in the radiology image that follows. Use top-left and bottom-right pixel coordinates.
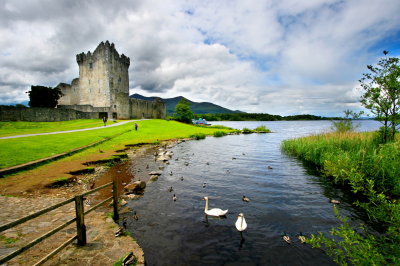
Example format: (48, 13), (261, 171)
(242, 128), (254, 134)
(190, 133), (206, 140)
(213, 131), (227, 137)
(254, 125), (271, 133)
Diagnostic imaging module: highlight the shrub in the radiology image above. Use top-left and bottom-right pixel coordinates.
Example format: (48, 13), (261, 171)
(190, 133), (206, 140)
(253, 125), (271, 133)
(242, 128), (254, 134)
(213, 131), (227, 137)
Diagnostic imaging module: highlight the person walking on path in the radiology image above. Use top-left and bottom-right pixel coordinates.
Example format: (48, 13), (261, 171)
(103, 116), (108, 126)
(134, 123), (138, 131)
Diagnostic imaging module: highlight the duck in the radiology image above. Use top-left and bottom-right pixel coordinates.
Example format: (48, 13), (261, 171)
(235, 213), (247, 232)
(242, 195), (250, 202)
(115, 226), (125, 237)
(122, 252), (135, 266)
(298, 232), (306, 244)
(206, 162), (210, 165)
(173, 194), (177, 201)
(282, 232), (291, 244)
(133, 211), (139, 221)
(202, 183), (207, 188)
(168, 186), (173, 192)
(202, 197), (228, 216)
(180, 176), (184, 181)
(170, 171), (173, 176)
(268, 166), (273, 169)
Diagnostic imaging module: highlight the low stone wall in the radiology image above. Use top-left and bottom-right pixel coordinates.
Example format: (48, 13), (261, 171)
(130, 98), (166, 119)
(0, 106), (99, 122)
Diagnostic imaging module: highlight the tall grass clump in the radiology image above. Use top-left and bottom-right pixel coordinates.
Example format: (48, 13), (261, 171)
(253, 125), (271, 133)
(189, 133), (206, 140)
(282, 132), (400, 264)
(213, 131), (227, 137)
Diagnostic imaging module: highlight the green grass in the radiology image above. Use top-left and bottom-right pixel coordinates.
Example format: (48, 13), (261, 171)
(0, 119), (107, 137)
(253, 125), (271, 133)
(0, 120), (233, 169)
(0, 235), (18, 244)
(213, 131), (227, 137)
(282, 132), (400, 264)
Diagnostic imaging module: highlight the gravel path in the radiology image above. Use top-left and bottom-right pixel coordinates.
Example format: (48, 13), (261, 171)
(0, 119), (143, 140)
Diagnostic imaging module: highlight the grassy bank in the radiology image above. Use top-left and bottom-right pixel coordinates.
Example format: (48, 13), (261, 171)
(282, 132), (400, 264)
(0, 119), (107, 137)
(0, 119), (234, 169)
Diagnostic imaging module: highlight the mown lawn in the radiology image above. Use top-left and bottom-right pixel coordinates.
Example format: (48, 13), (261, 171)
(0, 119), (233, 168)
(0, 119), (108, 137)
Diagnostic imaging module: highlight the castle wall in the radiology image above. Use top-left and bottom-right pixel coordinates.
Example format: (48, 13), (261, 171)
(130, 98), (166, 119)
(0, 106), (98, 122)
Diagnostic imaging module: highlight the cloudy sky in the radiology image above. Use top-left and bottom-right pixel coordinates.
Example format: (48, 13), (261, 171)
(1, 0), (399, 116)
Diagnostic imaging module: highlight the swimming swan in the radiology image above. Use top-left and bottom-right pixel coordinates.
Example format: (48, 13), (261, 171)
(235, 213), (247, 232)
(202, 197), (228, 216)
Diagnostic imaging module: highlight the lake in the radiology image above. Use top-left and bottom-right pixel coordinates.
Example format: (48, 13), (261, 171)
(124, 120), (381, 265)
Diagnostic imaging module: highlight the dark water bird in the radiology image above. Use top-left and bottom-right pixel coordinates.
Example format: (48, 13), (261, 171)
(242, 152), (246, 155)
(168, 186), (173, 192)
(173, 194), (177, 201)
(330, 199), (341, 204)
(184, 162), (189, 166)
(202, 183), (207, 188)
(226, 169), (230, 174)
(298, 232), (306, 244)
(122, 252), (135, 266)
(206, 162), (210, 165)
(242, 195), (250, 202)
(115, 225), (125, 237)
(268, 166), (273, 169)
(282, 232), (291, 244)
(170, 171), (173, 176)
(181, 176), (184, 181)
(133, 211), (139, 221)
(232, 157), (237, 160)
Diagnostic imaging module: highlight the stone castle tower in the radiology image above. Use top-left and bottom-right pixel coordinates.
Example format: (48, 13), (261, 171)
(57, 41), (165, 120)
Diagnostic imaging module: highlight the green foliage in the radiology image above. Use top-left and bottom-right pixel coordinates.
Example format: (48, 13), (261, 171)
(190, 133), (206, 140)
(174, 98), (194, 123)
(241, 128), (254, 134)
(27, 85), (63, 108)
(359, 51), (400, 143)
(330, 110), (363, 133)
(253, 125), (271, 133)
(282, 132), (400, 264)
(213, 131), (227, 137)
(308, 206), (386, 265)
(0, 235), (18, 244)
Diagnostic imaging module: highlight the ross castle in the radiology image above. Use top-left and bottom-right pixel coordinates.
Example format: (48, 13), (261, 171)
(57, 41), (165, 120)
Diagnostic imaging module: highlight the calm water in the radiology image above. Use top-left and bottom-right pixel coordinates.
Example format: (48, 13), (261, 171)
(124, 120), (380, 266)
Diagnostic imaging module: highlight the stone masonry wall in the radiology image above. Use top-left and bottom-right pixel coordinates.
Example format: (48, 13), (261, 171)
(130, 98), (166, 119)
(0, 106), (99, 122)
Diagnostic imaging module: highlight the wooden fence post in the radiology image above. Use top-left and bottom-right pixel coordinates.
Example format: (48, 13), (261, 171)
(75, 195), (87, 246)
(113, 178), (119, 221)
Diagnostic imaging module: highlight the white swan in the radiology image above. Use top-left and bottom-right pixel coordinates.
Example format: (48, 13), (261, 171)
(203, 197), (228, 216)
(235, 213), (247, 232)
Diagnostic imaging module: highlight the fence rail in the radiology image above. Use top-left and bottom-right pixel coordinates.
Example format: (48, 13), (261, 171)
(0, 180), (119, 265)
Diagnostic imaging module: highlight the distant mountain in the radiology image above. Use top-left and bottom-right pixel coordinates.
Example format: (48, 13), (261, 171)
(129, 94), (243, 115)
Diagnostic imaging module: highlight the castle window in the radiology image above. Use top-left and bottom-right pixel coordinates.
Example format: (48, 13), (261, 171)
(118, 77), (121, 82)
(89, 62), (93, 69)
(114, 105), (116, 108)
(88, 79), (90, 84)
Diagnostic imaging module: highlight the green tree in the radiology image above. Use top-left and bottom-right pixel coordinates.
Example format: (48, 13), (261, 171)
(27, 85), (63, 108)
(174, 98), (193, 123)
(359, 51), (400, 142)
(331, 110), (363, 133)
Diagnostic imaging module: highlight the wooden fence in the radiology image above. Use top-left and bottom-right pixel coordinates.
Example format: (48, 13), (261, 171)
(0, 180), (119, 265)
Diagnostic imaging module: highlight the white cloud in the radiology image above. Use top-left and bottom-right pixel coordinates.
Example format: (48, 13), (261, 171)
(0, 0), (399, 116)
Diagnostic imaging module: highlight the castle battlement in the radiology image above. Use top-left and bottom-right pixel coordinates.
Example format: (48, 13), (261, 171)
(76, 40), (130, 67)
